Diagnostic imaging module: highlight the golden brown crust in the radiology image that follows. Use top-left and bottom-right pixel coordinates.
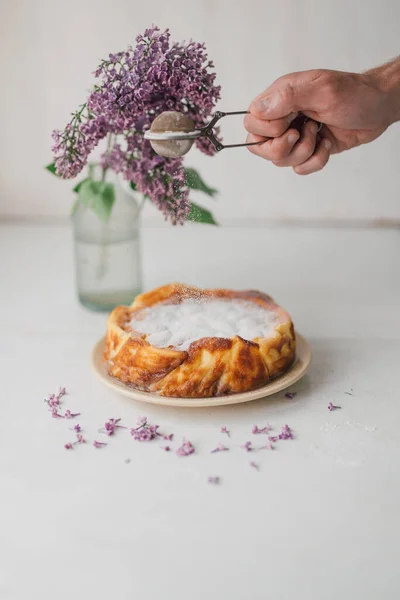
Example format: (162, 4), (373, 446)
(105, 283), (296, 398)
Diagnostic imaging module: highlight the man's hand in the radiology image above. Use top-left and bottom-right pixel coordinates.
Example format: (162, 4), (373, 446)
(244, 60), (400, 175)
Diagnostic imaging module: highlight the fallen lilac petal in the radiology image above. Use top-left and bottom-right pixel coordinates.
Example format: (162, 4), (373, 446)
(161, 446), (171, 451)
(57, 387), (67, 399)
(211, 442), (229, 453)
(73, 424), (82, 432)
(208, 476), (220, 485)
(260, 442), (274, 450)
(93, 440), (107, 448)
(284, 392), (297, 399)
(46, 393), (60, 408)
(328, 402), (341, 411)
(176, 439), (195, 457)
(252, 424), (272, 434)
(51, 409), (64, 419)
(64, 409), (81, 419)
(268, 435), (279, 442)
(250, 461), (260, 470)
(130, 417), (159, 442)
(240, 441), (253, 452)
(278, 424), (294, 440)
(101, 418), (126, 436)
(163, 434), (174, 441)
(64, 443), (73, 450)
(220, 426), (230, 437)
(74, 433), (86, 444)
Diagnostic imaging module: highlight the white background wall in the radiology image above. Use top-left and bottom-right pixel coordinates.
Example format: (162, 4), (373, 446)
(1, 0), (399, 224)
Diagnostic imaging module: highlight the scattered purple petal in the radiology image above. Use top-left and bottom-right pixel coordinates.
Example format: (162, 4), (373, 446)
(284, 392), (297, 399)
(176, 438), (195, 457)
(328, 402), (341, 411)
(161, 446), (171, 452)
(268, 425), (294, 442)
(163, 433), (174, 441)
(72, 424), (82, 433)
(100, 418), (126, 436)
(64, 443), (73, 450)
(74, 433), (86, 445)
(240, 441), (253, 452)
(208, 476), (220, 485)
(211, 442), (229, 453)
(45, 393), (60, 408)
(252, 424), (272, 434)
(260, 442), (274, 450)
(220, 426), (230, 437)
(278, 424), (294, 440)
(64, 409), (81, 419)
(57, 387), (67, 399)
(51, 409), (64, 419)
(93, 440), (107, 448)
(130, 417), (159, 441)
(249, 461), (260, 470)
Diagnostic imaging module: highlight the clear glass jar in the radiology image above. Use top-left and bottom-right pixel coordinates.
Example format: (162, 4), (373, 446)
(72, 179), (142, 311)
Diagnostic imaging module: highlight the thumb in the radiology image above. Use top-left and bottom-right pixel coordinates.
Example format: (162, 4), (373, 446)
(249, 70), (326, 120)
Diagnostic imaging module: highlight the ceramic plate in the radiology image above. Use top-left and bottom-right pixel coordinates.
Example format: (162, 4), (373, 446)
(91, 333), (311, 408)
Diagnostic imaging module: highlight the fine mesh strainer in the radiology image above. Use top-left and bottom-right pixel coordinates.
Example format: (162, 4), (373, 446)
(144, 110), (263, 157)
(144, 110), (322, 158)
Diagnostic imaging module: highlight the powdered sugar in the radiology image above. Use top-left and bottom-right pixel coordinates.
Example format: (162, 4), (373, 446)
(128, 298), (277, 350)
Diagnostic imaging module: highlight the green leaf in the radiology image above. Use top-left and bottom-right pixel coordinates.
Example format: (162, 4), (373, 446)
(184, 168), (218, 197)
(188, 202), (218, 225)
(70, 198), (80, 217)
(73, 178), (89, 193)
(129, 181), (136, 191)
(78, 179), (115, 222)
(45, 162), (57, 175)
(93, 183), (115, 222)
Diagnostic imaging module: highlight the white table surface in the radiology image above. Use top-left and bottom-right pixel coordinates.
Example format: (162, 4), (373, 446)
(1, 223), (399, 600)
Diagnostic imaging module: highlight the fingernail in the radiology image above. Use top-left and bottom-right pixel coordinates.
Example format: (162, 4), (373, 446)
(288, 133), (299, 146)
(288, 112), (298, 122)
(323, 139), (332, 150)
(254, 97), (270, 114)
(309, 121), (318, 133)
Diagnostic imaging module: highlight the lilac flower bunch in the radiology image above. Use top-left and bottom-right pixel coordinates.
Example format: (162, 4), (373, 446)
(49, 26), (221, 224)
(130, 416), (160, 441)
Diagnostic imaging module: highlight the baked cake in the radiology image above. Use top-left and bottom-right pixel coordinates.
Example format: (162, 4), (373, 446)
(104, 283), (295, 398)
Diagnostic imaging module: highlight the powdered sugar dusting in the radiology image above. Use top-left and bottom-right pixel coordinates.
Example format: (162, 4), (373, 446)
(128, 298), (277, 350)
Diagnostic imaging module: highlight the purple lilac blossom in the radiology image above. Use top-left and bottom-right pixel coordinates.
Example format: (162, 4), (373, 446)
(176, 439), (195, 456)
(328, 402), (341, 411)
(208, 476), (220, 485)
(93, 440), (107, 448)
(51, 26), (220, 224)
(101, 418), (125, 436)
(252, 424), (272, 434)
(240, 441), (253, 452)
(269, 424), (294, 442)
(210, 443), (229, 453)
(130, 417), (160, 441)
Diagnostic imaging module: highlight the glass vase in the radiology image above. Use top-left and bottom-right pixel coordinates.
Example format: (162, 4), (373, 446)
(72, 179), (142, 311)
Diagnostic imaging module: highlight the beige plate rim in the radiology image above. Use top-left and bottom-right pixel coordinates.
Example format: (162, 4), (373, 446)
(91, 333), (311, 408)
